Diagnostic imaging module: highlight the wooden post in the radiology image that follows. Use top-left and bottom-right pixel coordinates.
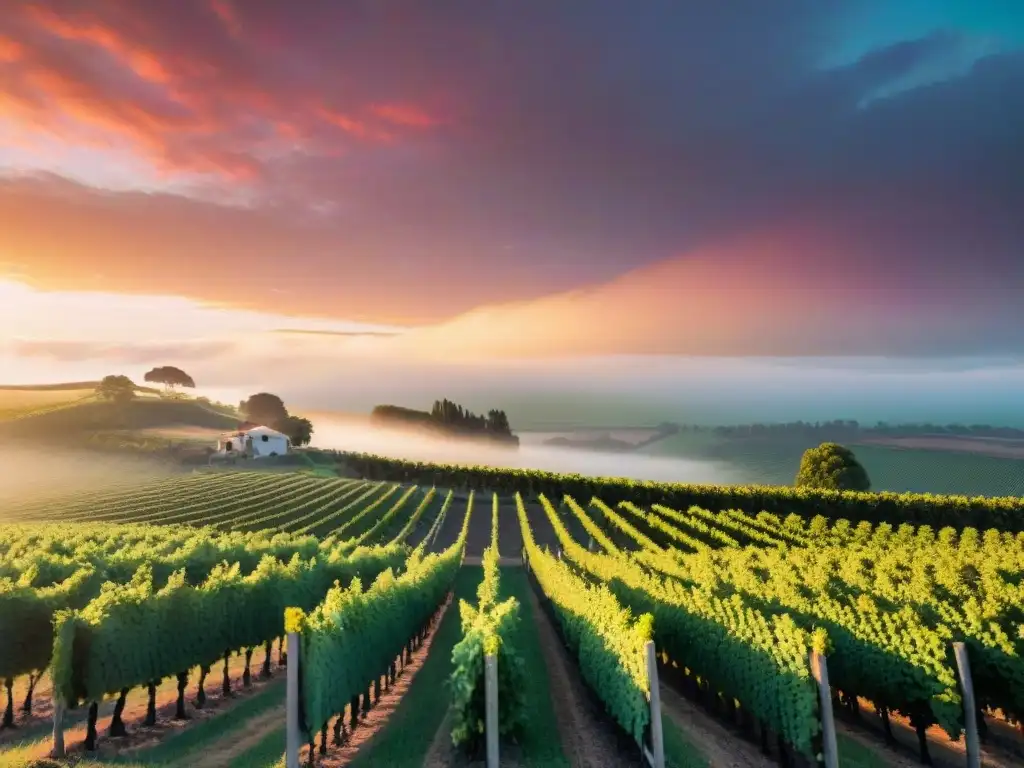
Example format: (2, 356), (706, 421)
(809, 650), (839, 768)
(51, 699), (65, 758)
(286, 631), (301, 768)
(485, 653), (499, 768)
(645, 641), (665, 768)
(953, 642), (981, 768)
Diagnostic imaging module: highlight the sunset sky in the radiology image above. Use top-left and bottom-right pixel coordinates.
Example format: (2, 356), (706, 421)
(1, 0), (1022, 370)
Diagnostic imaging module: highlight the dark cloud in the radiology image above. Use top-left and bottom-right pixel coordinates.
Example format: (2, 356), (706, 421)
(0, 1), (1021, 349)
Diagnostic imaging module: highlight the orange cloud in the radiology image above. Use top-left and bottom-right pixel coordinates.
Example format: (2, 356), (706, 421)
(2, 5), (451, 187)
(26, 6), (172, 85)
(210, 0), (243, 38)
(0, 35), (24, 62)
(318, 107), (397, 143)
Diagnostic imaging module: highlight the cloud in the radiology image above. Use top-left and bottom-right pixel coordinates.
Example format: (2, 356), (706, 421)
(271, 329), (400, 338)
(9, 338), (236, 364)
(388, 217), (1023, 358)
(0, 2), (1020, 350)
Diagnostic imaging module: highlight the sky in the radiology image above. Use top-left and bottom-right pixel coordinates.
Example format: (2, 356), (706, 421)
(0, 1), (1022, 403)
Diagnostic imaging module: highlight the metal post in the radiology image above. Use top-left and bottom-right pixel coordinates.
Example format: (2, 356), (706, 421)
(810, 650), (839, 768)
(286, 632), (301, 768)
(953, 642), (981, 768)
(485, 653), (499, 768)
(645, 641), (665, 768)
(51, 699), (65, 758)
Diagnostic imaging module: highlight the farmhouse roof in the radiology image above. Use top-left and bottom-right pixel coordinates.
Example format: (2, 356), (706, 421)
(219, 424), (288, 439)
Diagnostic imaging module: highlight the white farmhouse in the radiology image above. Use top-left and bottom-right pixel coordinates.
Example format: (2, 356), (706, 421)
(215, 425), (291, 459)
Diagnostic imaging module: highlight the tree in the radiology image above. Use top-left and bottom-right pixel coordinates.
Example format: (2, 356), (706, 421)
(240, 393), (289, 426)
(281, 416), (314, 446)
(795, 442), (871, 492)
(95, 375), (137, 404)
(144, 366), (196, 392)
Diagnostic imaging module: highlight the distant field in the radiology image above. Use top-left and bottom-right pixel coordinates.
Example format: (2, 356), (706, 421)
(641, 432), (1024, 496)
(0, 386), (94, 419)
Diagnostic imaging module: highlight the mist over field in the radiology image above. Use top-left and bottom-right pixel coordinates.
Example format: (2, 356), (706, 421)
(0, 446), (173, 511)
(311, 418), (744, 484)
(262, 353), (1024, 430)
(6, 340), (1024, 430)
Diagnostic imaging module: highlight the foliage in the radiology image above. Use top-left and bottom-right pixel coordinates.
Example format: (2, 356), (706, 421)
(50, 542), (407, 704)
(546, 494), (822, 756)
(661, 509), (1024, 729)
(240, 393), (289, 425)
(0, 475), (414, 684)
(339, 452), (1024, 530)
(94, 375), (137, 404)
(516, 494), (653, 746)
(239, 393), (314, 449)
(450, 507), (526, 751)
(294, 506), (470, 739)
(143, 366), (196, 391)
(795, 442), (871, 491)
(281, 415), (314, 446)
(370, 399), (518, 443)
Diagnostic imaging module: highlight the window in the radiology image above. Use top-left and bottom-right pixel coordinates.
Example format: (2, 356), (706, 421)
(262, 434), (269, 442)
(225, 440), (233, 451)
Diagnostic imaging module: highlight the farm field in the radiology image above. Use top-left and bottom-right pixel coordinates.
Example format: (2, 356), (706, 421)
(2, 462), (1024, 767)
(639, 432), (1024, 497)
(0, 385), (96, 421)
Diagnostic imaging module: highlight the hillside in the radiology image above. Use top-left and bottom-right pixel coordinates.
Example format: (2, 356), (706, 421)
(0, 381), (164, 422)
(0, 398), (240, 444)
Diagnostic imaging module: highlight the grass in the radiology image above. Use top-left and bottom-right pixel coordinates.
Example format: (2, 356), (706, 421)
(105, 680), (285, 766)
(498, 566), (570, 767)
(224, 726), (285, 768)
(0, 387), (95, 421)
(643, 432), (1024, 497)
(347, 566), (484, 767)
(224, 567), (487, 768)
(663, 718), (710, 768)
(836, 731), (889, 768)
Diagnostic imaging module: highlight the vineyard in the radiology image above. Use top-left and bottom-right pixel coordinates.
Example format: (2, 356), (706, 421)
(1, 463), (1023, 768)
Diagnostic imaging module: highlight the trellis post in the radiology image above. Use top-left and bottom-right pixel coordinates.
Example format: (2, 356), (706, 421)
(810, 650), (839, 768)
(644, 641), (665, 768)
(485, 653), (499, 768)
(51, 699), (65, 758)
(286, 631), (301, 768)
(953, 642), (981, 768)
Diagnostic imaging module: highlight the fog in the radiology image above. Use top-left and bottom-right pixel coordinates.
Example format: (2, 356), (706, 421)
(0, 446), (174, 514)
(181, 345), (1024, 430)
(311, 417), (744, 484)
(7, 331), (1024, 431)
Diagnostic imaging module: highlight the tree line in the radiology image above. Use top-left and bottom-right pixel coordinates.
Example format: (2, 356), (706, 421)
(93, 371), (313, 447)
(370, 398), (517, 443)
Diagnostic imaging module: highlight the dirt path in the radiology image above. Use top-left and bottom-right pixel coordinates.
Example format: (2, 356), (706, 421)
(299, 594), (454, 767)
(422, 710), (455, 768)
(833, 721), (918, 768)
(462, 556), (521, 566)
(845, 698), (1018, 768)
(5, 645), (278, 761)
(523, 576), (641, 767)
(188, 703), (285, 768)
(429, 496), (469, 554)
(657, 682), (773, 768)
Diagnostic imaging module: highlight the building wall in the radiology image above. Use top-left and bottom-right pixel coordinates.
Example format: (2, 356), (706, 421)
(252, 435), (289, 457)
